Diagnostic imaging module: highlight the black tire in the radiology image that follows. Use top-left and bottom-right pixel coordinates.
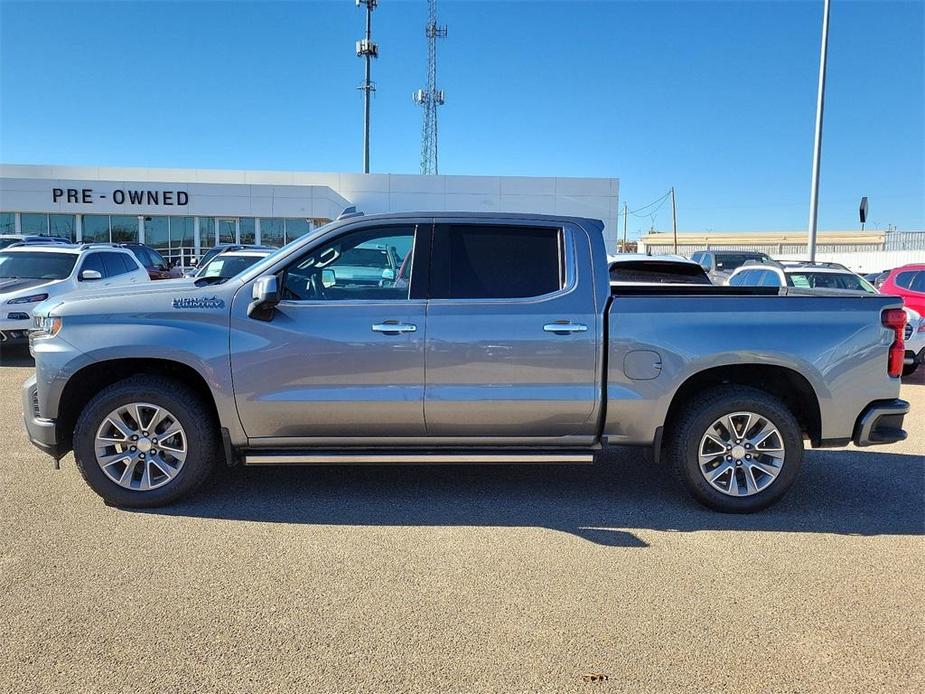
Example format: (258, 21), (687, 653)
(902, 362), (918, 377)
(73, 375), (219, 508)
(666, 385), (803, 513)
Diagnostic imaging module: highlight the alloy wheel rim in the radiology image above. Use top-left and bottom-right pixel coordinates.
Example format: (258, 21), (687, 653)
(698, 411), (785, 497)
(94, 402), (187, 491)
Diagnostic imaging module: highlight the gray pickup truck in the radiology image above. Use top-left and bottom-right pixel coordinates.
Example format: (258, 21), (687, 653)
(23, 212), (911, 512)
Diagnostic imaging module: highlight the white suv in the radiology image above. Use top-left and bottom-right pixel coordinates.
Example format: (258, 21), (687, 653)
(727, 260), (877, 293)
(0, 244), (149, 344)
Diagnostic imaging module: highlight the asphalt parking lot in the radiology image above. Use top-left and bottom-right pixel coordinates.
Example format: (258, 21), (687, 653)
(0, 345), (922, 693)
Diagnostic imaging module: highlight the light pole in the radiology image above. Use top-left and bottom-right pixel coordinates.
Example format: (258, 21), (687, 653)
(807, 0), (831, 262)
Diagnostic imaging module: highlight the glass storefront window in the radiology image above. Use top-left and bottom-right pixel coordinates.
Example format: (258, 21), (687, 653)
(285, 218), (311, 243)
(240, 218), (255, 244)
(169, 217), (194, 248)
(218, 219), (236, 244)
(20, 213), (49, 235)
(144, 216), (169, 249)
(110, 215), (139, 243)
(199, 217), (215, 247)
(82, 215), (110, 243)
(0, 212), (16, 234)
(260, 218), (284, 247)
(49, 214), (76, 241)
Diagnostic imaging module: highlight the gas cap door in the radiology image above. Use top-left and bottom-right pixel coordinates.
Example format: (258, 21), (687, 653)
(623, 350), (662, 380)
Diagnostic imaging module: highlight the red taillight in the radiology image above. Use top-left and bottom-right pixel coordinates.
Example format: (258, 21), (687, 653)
(882, 308), (907, 378)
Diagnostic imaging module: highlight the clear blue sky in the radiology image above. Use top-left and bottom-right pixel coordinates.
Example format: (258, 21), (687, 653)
(1, 0), (922, 237)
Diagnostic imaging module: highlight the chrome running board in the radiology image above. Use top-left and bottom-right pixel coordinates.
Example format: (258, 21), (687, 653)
(244, 451), (595, 465)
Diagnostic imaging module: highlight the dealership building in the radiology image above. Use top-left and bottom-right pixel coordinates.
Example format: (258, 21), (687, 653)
(0, 164), (620, 264)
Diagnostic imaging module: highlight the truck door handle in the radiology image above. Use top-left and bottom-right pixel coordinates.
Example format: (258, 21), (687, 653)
(544, 322), (588, 334)
(372, 322), (417, 334)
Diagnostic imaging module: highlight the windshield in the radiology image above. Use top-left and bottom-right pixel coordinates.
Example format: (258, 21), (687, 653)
(0, 238), (20, 250)
(339, 247), (390, 268)
(197, 247), (225, 268)
(0, 251), (77, 280)
(197, 255), (264, 283)
(787, 272), (875, 292)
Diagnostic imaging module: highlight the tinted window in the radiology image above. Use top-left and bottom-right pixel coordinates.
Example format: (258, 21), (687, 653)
(100, 252), (123, 277)
(787, 272), (870, 291)
(147, 247), (168, 269)
(80, 253), (105, 278)
(431, 225), (562, 299)
(700, 252), (713, 270)
(0, 251), (77, 280)
(714, 253), (769, 271)
(126, 247), (149, 268)
(910, 272), (925, 292)
(119, 253), (139, 273)
(895, 271), (918, 290)
(609, 260), (710, 284)
(731, 270), (759, 285)
(282, 225), (415, 301)
(728, 272), (748, 286)
(759, 271), (782, 287)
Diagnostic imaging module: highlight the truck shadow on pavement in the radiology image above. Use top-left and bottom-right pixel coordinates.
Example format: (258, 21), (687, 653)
(0, 345), (33, 367)
(149, 448), (925, 547)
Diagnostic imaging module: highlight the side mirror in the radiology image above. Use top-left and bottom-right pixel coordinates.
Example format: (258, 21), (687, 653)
(248, 275), (279, 321)
(80, 269), (102, 281)
(381, 268), (396, 282)
(322, 268), (336, 288)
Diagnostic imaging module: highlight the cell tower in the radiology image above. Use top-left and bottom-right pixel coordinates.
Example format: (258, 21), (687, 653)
(356, 0), (379, 174)
(412, 0), (447, 175)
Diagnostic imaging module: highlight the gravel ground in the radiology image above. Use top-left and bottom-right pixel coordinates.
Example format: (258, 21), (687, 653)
(1, 345), (922, 693)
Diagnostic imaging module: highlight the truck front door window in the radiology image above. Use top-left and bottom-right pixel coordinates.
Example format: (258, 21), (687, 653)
(281, 226), (415, 301)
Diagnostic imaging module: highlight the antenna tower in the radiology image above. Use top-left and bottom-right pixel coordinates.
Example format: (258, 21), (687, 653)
(412, 0), (447, 175)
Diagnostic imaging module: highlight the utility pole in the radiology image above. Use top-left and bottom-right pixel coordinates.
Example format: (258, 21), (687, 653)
(356, 0), (379, 174)
(670, 186), (678, 254)
(807, 0), (831, 261)
(622, 202), (628, 252)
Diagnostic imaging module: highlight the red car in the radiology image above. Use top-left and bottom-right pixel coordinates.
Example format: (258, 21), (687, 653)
(880, 263), (925, 315)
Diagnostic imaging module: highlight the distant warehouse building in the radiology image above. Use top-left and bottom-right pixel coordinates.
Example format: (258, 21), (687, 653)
(0, 164), (620, 264)
(639, 229), (925, 272)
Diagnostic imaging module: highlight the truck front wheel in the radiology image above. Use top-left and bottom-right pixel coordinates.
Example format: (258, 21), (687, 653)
(73, 375), (219, 508)
(667, 385), (803, 513)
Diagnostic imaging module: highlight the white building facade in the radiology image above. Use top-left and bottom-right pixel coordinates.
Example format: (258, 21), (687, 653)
(0, 165), (620, 263)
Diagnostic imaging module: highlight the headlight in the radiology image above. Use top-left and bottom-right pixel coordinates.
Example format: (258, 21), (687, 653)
(31, 315), (62, 338)
(7, 293), (49, 305)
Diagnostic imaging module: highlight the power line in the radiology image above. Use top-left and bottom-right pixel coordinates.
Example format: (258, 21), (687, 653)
(628, 190), (671, 217)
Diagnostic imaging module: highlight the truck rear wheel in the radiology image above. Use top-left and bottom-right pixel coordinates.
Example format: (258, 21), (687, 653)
(666, 385), (803, 513)
(73, 375), (218, 508)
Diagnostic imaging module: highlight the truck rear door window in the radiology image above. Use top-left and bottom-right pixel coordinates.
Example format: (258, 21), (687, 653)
(430, 224), (562, 299)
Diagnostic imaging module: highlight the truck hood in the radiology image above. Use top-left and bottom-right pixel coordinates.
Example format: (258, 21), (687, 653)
(35, 278), (240, 317)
